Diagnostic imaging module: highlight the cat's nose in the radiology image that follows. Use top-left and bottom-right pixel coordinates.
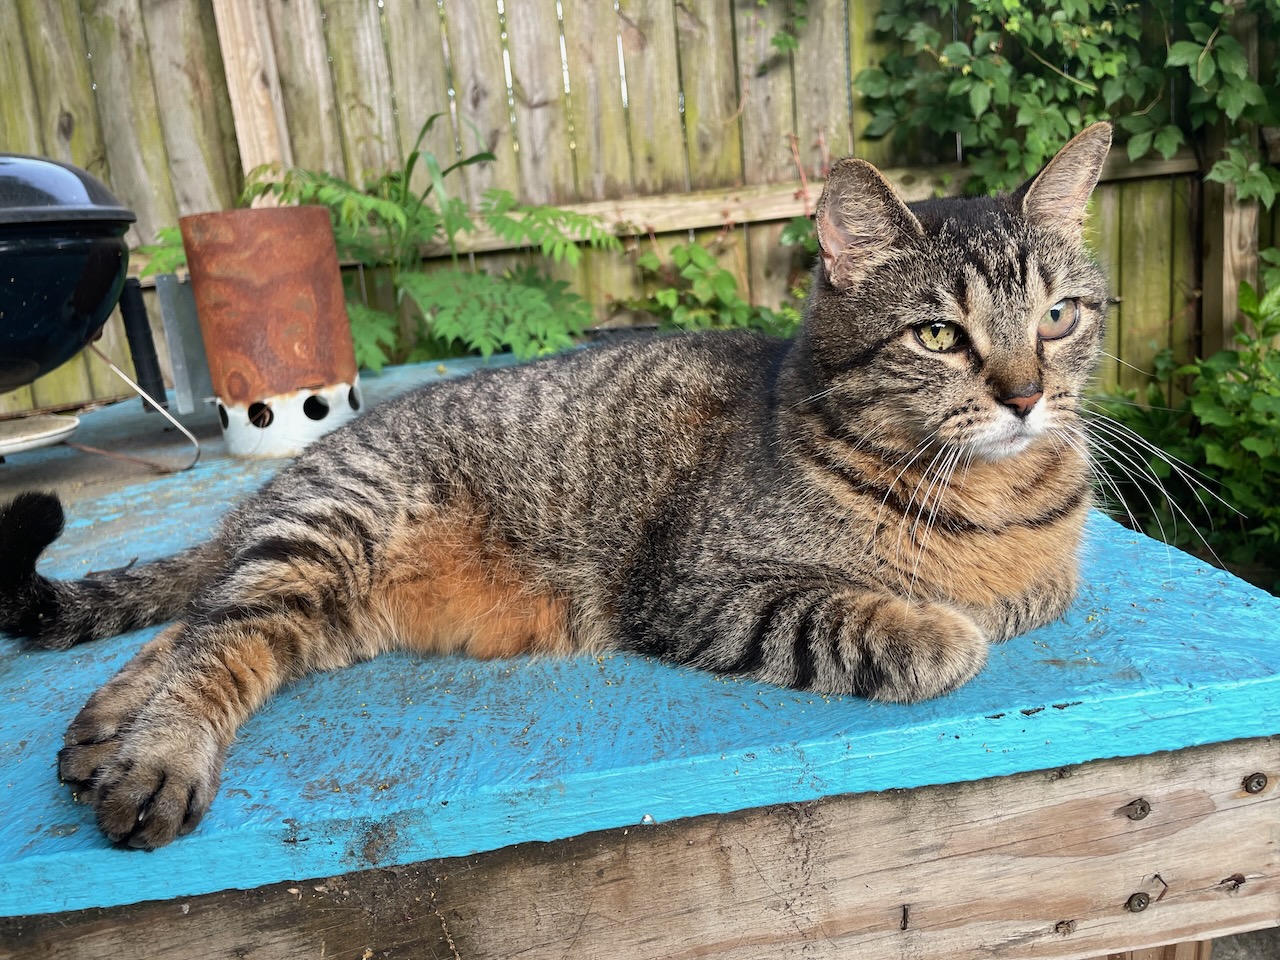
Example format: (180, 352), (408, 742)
(998, 387), (1043, 418)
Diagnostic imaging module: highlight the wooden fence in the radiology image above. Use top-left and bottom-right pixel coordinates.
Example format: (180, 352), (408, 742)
(0, 0), (1273, 417)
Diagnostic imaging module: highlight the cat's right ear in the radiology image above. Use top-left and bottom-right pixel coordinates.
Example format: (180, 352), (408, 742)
(816, 159), (924, 290)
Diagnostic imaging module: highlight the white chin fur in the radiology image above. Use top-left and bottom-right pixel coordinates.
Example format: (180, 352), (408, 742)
(964, 404), (1049, 462)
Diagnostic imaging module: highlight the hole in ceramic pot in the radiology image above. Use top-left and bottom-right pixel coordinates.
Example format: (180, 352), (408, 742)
(348, 386), (362, 411)
(303, 395), (330, 421)
(248, 402), (273, 428)
(217, 403), (229, 429)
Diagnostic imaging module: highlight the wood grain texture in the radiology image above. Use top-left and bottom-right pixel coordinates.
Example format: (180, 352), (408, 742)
(676, 0), (743, 191)
(734, 0), (798, 321)
(381, 0), (457, 197)
(1, 737), (1271, 959)
(1117, 178), (1174, 391)
(504, 0), (576, 205)
(793, 0), (852, 179)
(1168, 175), (1200, 400)
(617, 0), (686, 195)
(0, 0), (44, 416)
(15, 0), (105, 408)
(1201, 13), (1261, 356)
(441, 0), (520, 202)
(265, 0), (345, 176)
(3, 359), (1280, 921)
(210, 0), (292, 176)
(80, 0), (179, 246)
(560, 0), (631, 201)
(144, 0), (243, 217)
(849, 0), (895, 165)
(1086, 181), (1123, 392)
(321, 0), (400, 185)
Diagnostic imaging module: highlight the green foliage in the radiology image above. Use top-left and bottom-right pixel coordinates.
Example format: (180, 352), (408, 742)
(1095, 255), (1280, 590)
(398, 265), (592, 360)
(242, 113), (621, 369)
(625, 241), (803, 339)
(135, 226), (187, 278)
(855, 0), (1280, 200)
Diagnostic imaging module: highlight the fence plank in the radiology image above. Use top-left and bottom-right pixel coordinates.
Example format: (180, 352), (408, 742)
(210, 0), (292, 177)
(81, 0), (180, 245)
(0, 4), (45, 157)
(793, 0), (852, 179)
(505, 0), (576, 205)
(1087, 181), (1124, 392)
(145, 0), (243, 216)
(1169, 176), (1199, 375)
(849, 0), (894, 165)
(382, 0), (457, 197)
(266, 0), (345, 176)
(1117, 178), (1174, 392)
(561, 0), (630, 201)
(560, 0), (638, 317)
(617, 0), (686, 196)
(321, 0), (400, 185)
(16, 0), (105, 175)
(441, 0), (520, 203)
(16, 0), (104, 408)
(676, 0), (743, 192)
(0, 1), (44, 416)
(502, 0), (589, 306)
(734, 0), (797, 310)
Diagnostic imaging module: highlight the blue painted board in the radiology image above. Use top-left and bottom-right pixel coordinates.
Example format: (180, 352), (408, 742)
(2, 359), (1279, 917)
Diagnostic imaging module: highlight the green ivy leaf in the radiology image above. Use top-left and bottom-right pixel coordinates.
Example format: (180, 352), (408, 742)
(1127, 128), (1154, 161)
(969, 83), (992, 118)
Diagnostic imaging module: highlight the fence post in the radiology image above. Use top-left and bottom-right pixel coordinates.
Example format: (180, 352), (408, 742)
(1199, 7), (1260, 357)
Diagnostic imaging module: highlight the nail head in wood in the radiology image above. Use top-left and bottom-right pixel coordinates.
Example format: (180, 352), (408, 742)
(1126, 892), (1150, 913)
(1121, 798), (1150, 820)
(1242, 772), (1268, 793)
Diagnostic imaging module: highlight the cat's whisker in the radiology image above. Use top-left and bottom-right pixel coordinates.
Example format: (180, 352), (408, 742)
(873, 434), (938, 542)
(1099, 351), (1155, 377)
(1083, 425), (1230, 569)
(1083, 410), (1238, 516)
(908, 444), (963, 596)
(895, 442), (950, 570)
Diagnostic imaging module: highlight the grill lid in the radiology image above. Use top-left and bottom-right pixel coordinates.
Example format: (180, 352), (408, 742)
(0, 154), (136, 226)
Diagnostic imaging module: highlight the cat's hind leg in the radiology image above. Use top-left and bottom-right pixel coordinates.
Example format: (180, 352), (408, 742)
(59, 507), (578, 848)
(58, 504), (401, 848)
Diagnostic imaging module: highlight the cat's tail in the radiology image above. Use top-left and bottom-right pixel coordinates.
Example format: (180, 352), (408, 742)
(0, 491), (223, 650)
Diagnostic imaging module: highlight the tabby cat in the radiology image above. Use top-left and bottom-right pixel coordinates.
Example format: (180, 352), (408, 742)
(0, 123), (1112, 849)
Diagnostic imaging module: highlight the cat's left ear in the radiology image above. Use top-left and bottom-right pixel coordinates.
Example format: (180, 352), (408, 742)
(1014, 121), (1112, 234)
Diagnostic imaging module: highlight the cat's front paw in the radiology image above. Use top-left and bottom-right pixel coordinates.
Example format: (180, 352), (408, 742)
(60, 685), (224, 849)
(850, 598), (988, 703)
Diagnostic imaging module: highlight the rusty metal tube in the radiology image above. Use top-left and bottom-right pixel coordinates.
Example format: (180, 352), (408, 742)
(180, 206), (360, 457)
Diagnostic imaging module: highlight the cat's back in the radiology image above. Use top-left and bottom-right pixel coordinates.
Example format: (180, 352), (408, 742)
(363, 331), (784, 463)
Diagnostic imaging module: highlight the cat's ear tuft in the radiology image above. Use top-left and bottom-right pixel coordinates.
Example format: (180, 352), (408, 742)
(1015, 122), (1112, 234)
(816, 159), (924, 290)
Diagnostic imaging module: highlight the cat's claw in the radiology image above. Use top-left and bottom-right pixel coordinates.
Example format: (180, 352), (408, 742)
(59, 653), (226, 849)
(61, 709), (224, 849)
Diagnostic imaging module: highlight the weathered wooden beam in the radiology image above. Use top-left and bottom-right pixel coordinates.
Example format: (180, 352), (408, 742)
(2, 736), (1274, 960)
(125, 150), (1202, 277)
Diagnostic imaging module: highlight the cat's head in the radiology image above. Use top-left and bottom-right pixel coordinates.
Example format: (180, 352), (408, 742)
(803, 123), (1112, 463)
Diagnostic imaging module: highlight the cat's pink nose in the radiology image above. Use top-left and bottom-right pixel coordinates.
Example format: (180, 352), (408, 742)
(998, 388), (1043, 418)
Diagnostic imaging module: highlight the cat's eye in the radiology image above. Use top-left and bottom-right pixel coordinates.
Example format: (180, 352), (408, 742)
(1039, 299), (1080, 340)
(914, 320), (967, 353)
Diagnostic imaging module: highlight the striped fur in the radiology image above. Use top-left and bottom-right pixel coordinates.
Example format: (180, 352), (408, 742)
(0, 125), (1113, 848)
